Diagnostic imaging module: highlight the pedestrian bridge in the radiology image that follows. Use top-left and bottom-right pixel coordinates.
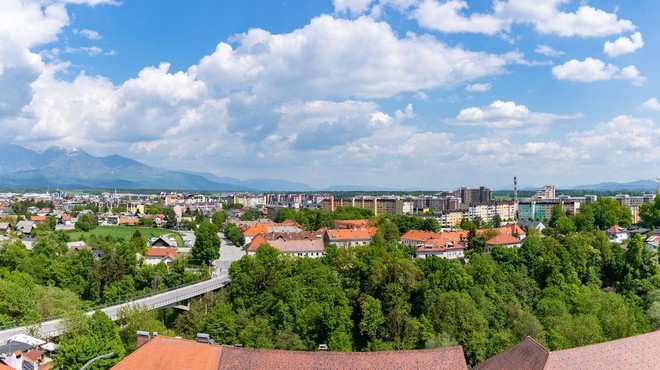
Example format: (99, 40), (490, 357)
(0, 276), (229, 343)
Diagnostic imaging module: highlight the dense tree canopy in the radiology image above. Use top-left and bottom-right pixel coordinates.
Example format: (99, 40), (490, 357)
(639, 195), (660, 228)
(192, 222), (221, 265)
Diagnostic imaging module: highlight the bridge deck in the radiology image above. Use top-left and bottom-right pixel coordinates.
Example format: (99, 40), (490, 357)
(0, 276), (229, 343)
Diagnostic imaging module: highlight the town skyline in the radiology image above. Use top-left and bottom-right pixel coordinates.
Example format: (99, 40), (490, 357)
(1, 1), (659, 189)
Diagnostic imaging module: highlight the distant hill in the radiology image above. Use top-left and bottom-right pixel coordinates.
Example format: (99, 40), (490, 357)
(570, 180), (658, 191)
(0, 145), (251, 191)
(323, 184), (401, 192)
(175, 170), (315, 192)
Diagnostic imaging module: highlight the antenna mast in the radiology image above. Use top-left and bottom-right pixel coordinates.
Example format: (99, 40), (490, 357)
(514, 176), (518, 204)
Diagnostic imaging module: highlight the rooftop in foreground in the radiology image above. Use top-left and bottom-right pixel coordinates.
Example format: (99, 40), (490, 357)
(475, 329), (660, 370)
(112, 335), (468, 370)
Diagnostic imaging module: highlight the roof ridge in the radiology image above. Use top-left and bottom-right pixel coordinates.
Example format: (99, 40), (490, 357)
(525, 336), (550, 354)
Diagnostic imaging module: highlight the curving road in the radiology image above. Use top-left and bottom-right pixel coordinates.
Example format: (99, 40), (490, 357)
(0, 232), (246, 344)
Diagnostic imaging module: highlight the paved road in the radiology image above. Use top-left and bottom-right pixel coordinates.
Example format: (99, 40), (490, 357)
(0, 277), (230, 344)
(212, 232), (246, 277)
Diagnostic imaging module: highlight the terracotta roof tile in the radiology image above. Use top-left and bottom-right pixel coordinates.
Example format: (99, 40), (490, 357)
(218, 345), (467, 370)
(113, 336), (469, 370)
(335, 219), (371, 229)
(486, 233), (522, 246)
(475, 336), (548, 370)
(545, 330), (660, 369)
(145, 247), (177, 260)
(325, 228), (372, 241)
(111, 336), (224, 370)
(477, 331), (660, 370)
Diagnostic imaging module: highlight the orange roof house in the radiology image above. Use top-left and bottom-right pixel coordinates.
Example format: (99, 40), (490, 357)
(401, 230), (468, 247)
(144, 247), (177, 265)
(324, 228), (372, 248)
(486, 234), (523, 249)
(30, 215), (48, 223)
(119, 217), (140, 225)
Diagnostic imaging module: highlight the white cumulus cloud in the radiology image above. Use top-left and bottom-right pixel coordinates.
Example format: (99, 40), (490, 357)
(552, 58), (644, 85)
(412, 0), (504, 35)
(193, 15), (517, 100)
(603, 32), (644, 57)
(451, 100), (581, 128)
(466, 83), (491, 92)
(78, 28), (102, 40)
(535, 44), (564, 57)
(640, 98), (660, 112)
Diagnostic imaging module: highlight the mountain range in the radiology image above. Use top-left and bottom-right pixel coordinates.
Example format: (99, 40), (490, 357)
(0, 144), (657, 192)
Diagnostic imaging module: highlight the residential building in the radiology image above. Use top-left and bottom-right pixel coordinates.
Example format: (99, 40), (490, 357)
(486, 234), (523, 250)
(436, 211), (464, 228)
(324, 228), (372, 248)
(533, 185), (556, 199)
(247, 237), (325, 258)
(321, 196), (405, 216)
(143, 247), (177, 266)
(400, 230), (445, 247)
(15, 221), (36, 235)
(517, 220), (546, 233)
(454, 186), (492, 205)
(606, 225), (630, 244)
(518, 198), (582, 221)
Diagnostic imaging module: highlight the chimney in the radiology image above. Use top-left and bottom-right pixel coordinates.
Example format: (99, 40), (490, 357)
(318, 344), (328, 351)
(196, 333), (210, 344)
(137, 331), (151, 348)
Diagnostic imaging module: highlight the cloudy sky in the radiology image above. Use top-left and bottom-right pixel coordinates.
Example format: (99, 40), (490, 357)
(1, 0), (659, 189)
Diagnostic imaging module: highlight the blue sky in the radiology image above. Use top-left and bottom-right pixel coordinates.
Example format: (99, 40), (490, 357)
(1, 0), (658, 189)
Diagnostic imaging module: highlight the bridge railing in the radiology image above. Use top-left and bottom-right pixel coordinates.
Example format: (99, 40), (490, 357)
(0, 275), (229, 332)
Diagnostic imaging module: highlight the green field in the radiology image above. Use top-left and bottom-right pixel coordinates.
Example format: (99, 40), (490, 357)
(68, 226), (183, 247)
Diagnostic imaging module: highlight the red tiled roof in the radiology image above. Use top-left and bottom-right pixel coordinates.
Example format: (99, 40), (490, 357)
(335, 219), (371, 229)
(401, 230), (442, 242)
(477, 225), (526, 237)
(475, 336), (548, 370)
(112, 335), (468, 370)
(119, 217), (140, 225)
(476, 331), (660, 370)
(30, 215), (47, 222)
(24, 349), (43, 363)
(219, 346), (468, 370)
(261, 238), (325, 254)
(415, 231), (468, 252)
(545, 330), (660, 369)
(607, 225), (625, 233)
(326, 228), (372, 241)
(243, 224), (275, 237)
(145, 247), (177, 260)
(246, 234), (268, 253)
(111, 336), (223, 370)
(365, 226), (379, 237)
(486, 233), (522, 246)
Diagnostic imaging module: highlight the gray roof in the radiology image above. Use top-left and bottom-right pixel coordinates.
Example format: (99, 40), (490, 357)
(0, 340), (32, 356)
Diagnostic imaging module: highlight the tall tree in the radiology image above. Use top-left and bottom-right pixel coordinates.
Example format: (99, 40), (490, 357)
(192, 222), (221, 265)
